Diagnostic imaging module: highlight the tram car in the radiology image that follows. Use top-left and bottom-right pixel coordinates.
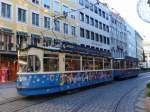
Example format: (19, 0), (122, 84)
(16, 39), (139, 96)
(112, 57), (139, 79)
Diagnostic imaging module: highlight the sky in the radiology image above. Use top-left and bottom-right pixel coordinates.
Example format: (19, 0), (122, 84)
(100, 0), (150, 42)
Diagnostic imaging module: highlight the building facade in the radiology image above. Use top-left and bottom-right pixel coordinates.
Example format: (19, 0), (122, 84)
(77, 0), (111, 55)
(135, 31), (143, 62)
(110, 11), (127, 59)
(126, 23), (137, 58)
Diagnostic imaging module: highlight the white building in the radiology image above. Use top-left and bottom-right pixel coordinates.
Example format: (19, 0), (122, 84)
(126, 23), (137, 58)
(110, 11), (127, 59)
(135, 31), (143, 62)
(77, 0), (111, 54)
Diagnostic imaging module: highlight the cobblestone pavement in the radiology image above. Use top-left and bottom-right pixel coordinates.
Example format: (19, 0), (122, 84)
(0, 73), (150, 112)
(0, 82), (22, 103)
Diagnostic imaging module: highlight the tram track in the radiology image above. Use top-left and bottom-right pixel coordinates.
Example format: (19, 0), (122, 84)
(111, 75), (150, 112)
(112, 85), (138, 112)
(0, 95), (54, 112)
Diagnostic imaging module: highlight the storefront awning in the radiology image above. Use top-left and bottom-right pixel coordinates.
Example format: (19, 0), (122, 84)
(125, 56), (138, 62)
(31, 34), (41, 39)
(17, 31), (28, 37)
(43, 36), (52, 40)
(0, 51), (17, 55)
(0, 28), (14, 34)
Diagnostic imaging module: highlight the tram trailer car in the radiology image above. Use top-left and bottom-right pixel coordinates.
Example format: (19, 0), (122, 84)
(16, 43), (139, 96)
(112, 57), (139, 79)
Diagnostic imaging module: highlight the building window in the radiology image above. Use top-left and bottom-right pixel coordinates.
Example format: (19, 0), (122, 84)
(44, 0), (50, 9)
(99, 8), (101, 16)
(71, 9), (76, 19)
(94, 6), (98, 14)
(90, 3), (94, 11)
(90, 17), (94, 26)
(85, 0), (89, 8)
(54, 1), (61, 13)
(91, 32), (94, 40)
(63, 5), (69, 15)
(32, 0), (39, 4)
(99, 22), (102, 29)
(18, 8), (26, 23)
(106, 13), (109, 20)
(32, 12), (39, 26)
(1, 2), (11, 18)
(103, 24), (106, 31)
(100, 35), (103, 43)
(95, 19), (98, 28)
(102, 11), (105, 18)
(80, 28), (84, 38)
(106, 25), (109, 32)
(80, 12), (84, 22)
(54, 20), (60, 32)
(107, 38), (110, 45)
(85, 15), (89, 24)
(71, 26), (76, 36)
(86, 30), (90, 39)
(63, 23), (68, 34)
(95, 33), (99, 42)
(104, 36), (106, 44)
(44, 16), (50, 29)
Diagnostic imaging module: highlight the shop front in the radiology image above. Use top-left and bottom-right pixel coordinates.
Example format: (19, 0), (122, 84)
(0, 53), (17, 83)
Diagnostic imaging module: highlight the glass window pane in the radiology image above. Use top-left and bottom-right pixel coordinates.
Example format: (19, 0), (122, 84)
(43, 54), (59, 72)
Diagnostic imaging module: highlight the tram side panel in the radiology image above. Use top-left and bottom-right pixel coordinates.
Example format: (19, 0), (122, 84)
(17, 70), (113, 96)
(112, 69), (139, 79)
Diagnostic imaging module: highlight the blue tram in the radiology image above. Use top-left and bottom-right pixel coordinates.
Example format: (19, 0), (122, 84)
(16, 41), (139, 96)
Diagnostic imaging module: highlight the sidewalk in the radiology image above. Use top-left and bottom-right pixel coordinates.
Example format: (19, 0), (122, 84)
(0, 82), (22, 103)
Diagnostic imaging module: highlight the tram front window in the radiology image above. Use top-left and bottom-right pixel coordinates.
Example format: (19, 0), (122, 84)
(28, 55), (40, 72)
(18, 56), (28, 72)
(19, 55), (41, 72)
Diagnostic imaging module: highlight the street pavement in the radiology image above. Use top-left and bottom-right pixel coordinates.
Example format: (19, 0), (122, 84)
(0, 82), (21, 103)
(0, 73), (150, 112)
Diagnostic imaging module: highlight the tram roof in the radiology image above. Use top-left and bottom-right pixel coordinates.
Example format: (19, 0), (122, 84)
(20, 42), (112, 58)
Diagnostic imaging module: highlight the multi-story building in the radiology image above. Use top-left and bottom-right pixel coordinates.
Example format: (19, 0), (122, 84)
(126, 23), (137, 58)
(110, 11), (127, 59)
(77, 0), (111, 55)
(135, 31), (143, 62)
(0, 0), (79, 82)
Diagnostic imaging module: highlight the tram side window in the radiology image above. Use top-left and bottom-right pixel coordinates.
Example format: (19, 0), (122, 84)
(82, 56), (93, 70)
(43, 54), (59, 72)
(95, 58), (103, 70)
(126, 61), (132, 68)
(104, 58), (111, 69)
(133, 62), (138, 68)
(113, 60), (120, 69)
(28, 55), (40, 72)
(120, 60), (125, 69)
(65, 55), (80, 71)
